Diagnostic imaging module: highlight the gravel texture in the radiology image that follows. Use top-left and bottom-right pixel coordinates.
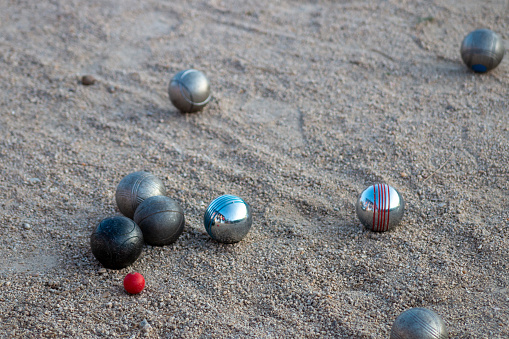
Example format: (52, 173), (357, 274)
(0, 0), (508, 338)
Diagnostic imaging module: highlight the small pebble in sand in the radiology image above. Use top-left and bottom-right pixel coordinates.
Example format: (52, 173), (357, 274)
(140, 318), (151, 331)
(27, 178), (41, 185)
(81, 75), (96, 86)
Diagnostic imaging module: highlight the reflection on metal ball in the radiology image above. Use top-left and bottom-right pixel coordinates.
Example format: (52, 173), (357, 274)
(90, 216), (144, 270)
(460, 28), (505, 73)
(204, 195), (252, 243)
(390, 307), (448, 339)
(115, 171), (166, 219)
(133, 195), (185, 246)
(168, 69), (211, 113)
(355, 183), (405, 232)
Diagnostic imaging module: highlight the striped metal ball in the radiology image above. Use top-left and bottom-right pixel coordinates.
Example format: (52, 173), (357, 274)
(460, 28), (505, 73)
(90, 216), (144, 270)
(355, 183), (405, 232)
(390, 307), (448, 339)
(115, 171), (166, 219)
(133, 195), (185, 246)
(204, 195), (252, 243)
(168, 69), (211, 113)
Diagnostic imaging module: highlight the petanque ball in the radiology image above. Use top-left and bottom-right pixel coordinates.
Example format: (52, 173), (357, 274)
(356, 183), (405, 232)
(133, 195), (185, 246)
(204, 195), (252, 243)
(460, 28), (505, 73)
(168, 69), (211, 113)
(115, 171), (166, 219)
(390, 307), (448, 339)
(90, 216), (144, 270)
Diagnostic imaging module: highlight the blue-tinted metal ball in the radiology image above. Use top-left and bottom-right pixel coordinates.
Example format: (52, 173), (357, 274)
(133, 195), (185, 246)
(204, 195), (252, 243)
(355, 184), (405, 232)
(90, 216), (144, 270)
(168, 69), (211, 113)
(460, 29), (505, 72)
(390, 307), (448, 339)
(115, 171), (166, 219)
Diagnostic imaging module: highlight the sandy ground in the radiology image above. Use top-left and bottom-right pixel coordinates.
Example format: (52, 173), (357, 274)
(0, 0), (508, 338)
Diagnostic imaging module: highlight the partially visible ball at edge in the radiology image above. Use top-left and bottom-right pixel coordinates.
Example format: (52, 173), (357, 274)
(390, 307), (448, 339)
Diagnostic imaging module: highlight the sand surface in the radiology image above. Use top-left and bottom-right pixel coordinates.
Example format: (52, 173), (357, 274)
(0, 0), (508, 338)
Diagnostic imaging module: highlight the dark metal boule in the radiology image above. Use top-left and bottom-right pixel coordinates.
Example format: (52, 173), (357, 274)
(460, 28), (505, 72)
(115, 171), (166, 219)
(90, 216), (144, 270)
(133, 195), (185, 246)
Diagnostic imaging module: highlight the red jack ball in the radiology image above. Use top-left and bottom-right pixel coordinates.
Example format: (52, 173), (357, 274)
(123, 272), (145, 294)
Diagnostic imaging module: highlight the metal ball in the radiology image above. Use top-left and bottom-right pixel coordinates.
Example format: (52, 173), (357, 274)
(90, 216), (144, 270)
(115, 171), (166, 219)
(133, 195), (185, 246)
(204, 195), (252, 243)
(168, 69), (211, 113)
(460, 28), (505, 73)
(390, 307), (448, 339)
(355, 183), (405, 232)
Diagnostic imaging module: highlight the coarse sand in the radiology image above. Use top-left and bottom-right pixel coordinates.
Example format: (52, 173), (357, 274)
(0, 0), (508, 338)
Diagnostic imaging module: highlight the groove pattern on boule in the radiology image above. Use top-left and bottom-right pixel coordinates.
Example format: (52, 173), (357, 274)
(90, 216), (144, 270)
(168, 69), (211, 113)
(134, 195), (185, 246)
(115, 171), (166, 219)
(390, 307), (448, 339)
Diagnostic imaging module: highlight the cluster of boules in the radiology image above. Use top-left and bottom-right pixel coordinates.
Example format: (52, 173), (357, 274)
(90, 171), (185, 270)
(90, 171), (252, 270)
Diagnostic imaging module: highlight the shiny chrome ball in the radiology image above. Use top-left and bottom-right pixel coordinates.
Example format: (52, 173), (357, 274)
(390, 307), (448, 339)
(115, 171), (166, 219)
(204, 195), (252, 243)
(90, 216), (144, 270)
(460, 28), (505, 73)
(133, 195), (185, 246)
(168, 69), (211, 113)
(355, 183), (405, 232)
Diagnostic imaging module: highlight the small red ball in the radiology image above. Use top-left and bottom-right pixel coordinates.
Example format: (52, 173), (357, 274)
(123, 272), (145, 294)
